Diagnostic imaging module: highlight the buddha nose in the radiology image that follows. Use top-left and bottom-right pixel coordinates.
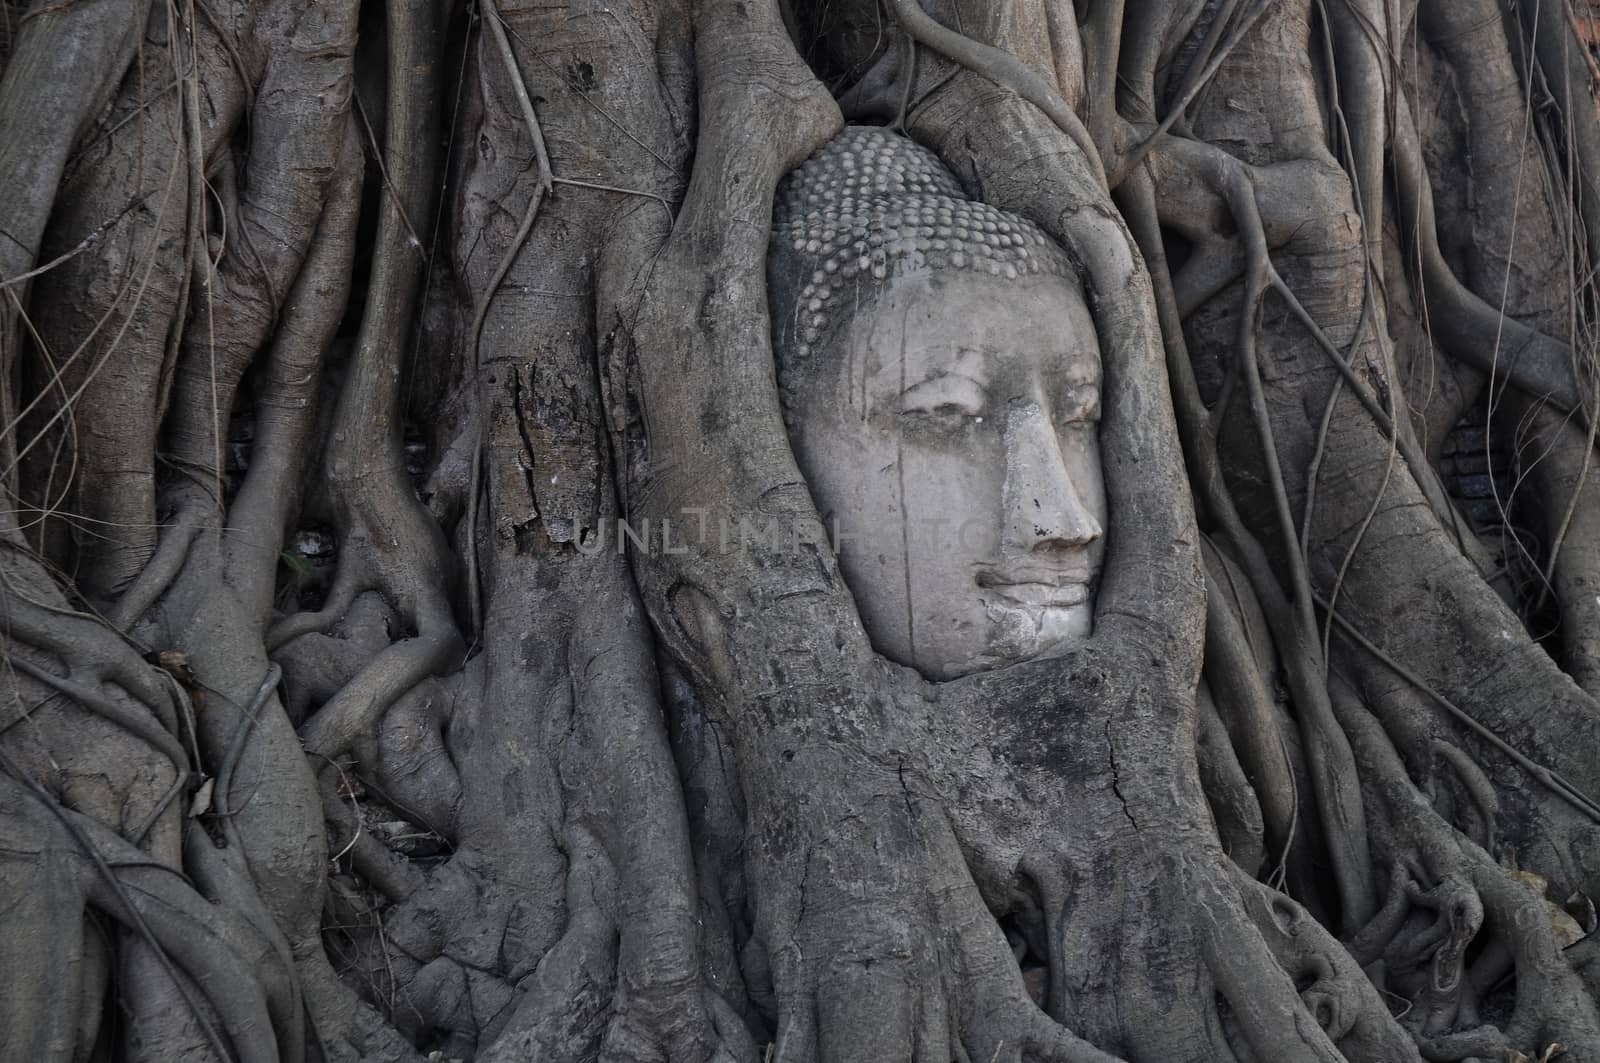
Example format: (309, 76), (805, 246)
(1002, 404), (1102, 559)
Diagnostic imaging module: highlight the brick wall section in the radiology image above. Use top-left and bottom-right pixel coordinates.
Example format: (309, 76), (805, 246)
(1581, 3), (1600, 49)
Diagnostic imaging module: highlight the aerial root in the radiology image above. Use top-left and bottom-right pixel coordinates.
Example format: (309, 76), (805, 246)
(0, 824), (93, 1063)
(1233, 867), (1424, 1061)
(1119, 149), (1376, 918)
(0, 766), (285, 1063)
(1388, 876), (1484, 1035)
(107, 500), (202, 629)
(296, 612), (462, 761)
(885, 0), (1107, 187)
(0, 586), (179, 729)
(764, 909), (1127, 1063)
(1211, 155), (1376, 929)
(1332, 676), (1600, 1056)
(267, 0), (460, 786)
(182, 828), (307, 1063)
(6, 652), (188, 775)
(747, 786), (1128, 1063)
(318, 761), (423, 904)
(1186, 864), (1357, 1063)
(267, 561), (366, 652)
(1197, 680), (1268, 875)
(1348, 869), (1414, 966)
(1412, 1024), (1511, 1062)
(475, 906), (616, 1062)
(1200, 549), (1300, 881)
(1388, 90), (1589, 418)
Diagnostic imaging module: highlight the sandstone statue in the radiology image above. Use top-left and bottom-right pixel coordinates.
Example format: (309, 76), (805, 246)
(770, 127), (1106, 679)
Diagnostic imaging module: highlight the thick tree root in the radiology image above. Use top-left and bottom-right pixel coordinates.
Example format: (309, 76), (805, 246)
(1331, 673), (1600, 1059)
(1234, 870), (1423, 1062)
(274, 0), (463, 771)
(749, 790), (1125, 1063)
(0, 766), (294, 1063)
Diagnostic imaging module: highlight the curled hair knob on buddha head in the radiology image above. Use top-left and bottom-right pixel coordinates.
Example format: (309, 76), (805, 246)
(768, 125), (1084, 406)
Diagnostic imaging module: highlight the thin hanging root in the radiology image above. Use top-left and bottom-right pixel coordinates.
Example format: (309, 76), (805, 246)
(1149, 133), (1461, 536)
(1267, 262), (1467, 548)
(0, 581), (178, 732)
(1120, 168), (1318, 899)
(107, 504), (202, 630)
(0, 749), (244, 1063)
(1107, 0), (1273, 188)
(1321, 601), (1600, 825)
(317, 763), (421, 903)
(1518, 0), (1600, 303)
(1391, 96), (1589, 418)
(1163, 0), (1245, 136)
(0, 191), (157, 291)
(886, 0), (1106, 187)
(1505, 392), (1600, 697)
(1124, 146), (1377, 928)
(214, 663), (280, 829)
(464, 0), (556, 637)
(5, 654), (188, 774)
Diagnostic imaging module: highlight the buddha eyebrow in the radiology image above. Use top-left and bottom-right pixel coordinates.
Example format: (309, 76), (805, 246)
(873, 349), (990, 392)
(899, 368), (989, 392)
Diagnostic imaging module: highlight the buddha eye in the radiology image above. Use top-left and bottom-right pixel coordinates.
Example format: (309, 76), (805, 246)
(898, 373), (988, 420)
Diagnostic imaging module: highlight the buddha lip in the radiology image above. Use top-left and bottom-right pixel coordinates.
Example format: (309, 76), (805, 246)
(978, 578), (1090, 607)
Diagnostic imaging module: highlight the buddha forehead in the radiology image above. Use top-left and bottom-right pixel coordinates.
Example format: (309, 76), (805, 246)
(836, 269), (1102, 396)
(769, 126), (1086, 399)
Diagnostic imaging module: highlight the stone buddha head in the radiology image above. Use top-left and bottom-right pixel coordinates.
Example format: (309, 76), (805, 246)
(770, 126), (1107, 681)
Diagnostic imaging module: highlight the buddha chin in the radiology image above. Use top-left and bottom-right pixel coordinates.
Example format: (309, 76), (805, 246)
(981, 591), (1094, 674)
(770, 127), (1107, 682)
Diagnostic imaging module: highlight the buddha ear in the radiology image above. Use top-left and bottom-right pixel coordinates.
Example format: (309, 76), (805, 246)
(667, 581), (736, 691)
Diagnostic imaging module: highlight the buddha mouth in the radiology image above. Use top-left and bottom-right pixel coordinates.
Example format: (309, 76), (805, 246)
(976, 573), (1092, 608)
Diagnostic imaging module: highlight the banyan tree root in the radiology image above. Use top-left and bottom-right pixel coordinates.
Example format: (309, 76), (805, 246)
(10, 0), (1600, 1058)
(614, 0), (1432, 1058)
(1330, 672), (1600, 1059)
(269, 0), (464, 766)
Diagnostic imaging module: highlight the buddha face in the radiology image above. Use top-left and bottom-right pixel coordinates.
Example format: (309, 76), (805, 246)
(787, 268), (1107, 680)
